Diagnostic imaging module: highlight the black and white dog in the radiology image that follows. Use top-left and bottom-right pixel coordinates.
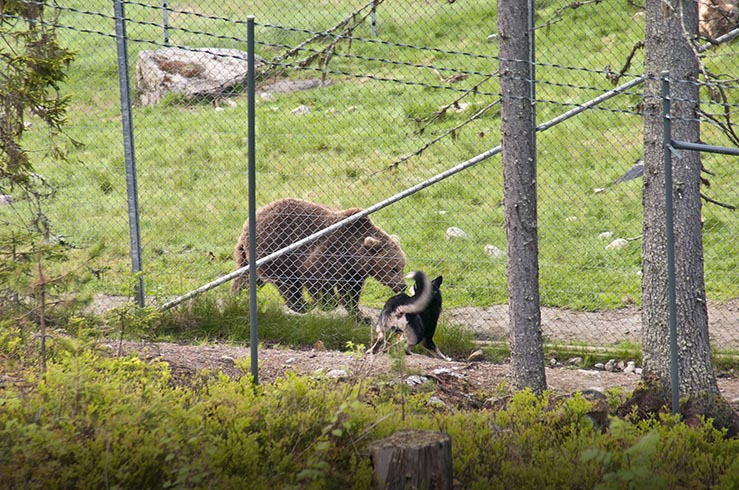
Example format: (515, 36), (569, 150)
(368, 271), (450, 361)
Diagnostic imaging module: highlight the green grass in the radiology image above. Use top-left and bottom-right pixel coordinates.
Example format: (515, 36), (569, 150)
(7, 0), (737, 315)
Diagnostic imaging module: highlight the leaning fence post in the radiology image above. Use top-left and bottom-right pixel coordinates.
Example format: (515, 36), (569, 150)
(114, 0), (145, 307)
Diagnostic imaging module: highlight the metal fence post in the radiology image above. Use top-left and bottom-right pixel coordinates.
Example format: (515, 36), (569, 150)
(162, 0), (170, 46)
(661, 72), (679, 415)
(114, 0), (145, 307)
(247, 15), (259, 384)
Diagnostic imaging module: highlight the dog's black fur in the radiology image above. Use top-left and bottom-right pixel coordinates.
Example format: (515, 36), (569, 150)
(369, 271), (449, 360)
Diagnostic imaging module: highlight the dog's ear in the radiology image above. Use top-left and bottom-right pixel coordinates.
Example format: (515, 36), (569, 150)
(432, 276), (443, 287)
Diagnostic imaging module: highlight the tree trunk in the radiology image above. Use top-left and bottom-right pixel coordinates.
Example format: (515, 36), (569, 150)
(369, 430), (453, 490)
(638, 0), (737, 432)
(498, 0), (546, 395)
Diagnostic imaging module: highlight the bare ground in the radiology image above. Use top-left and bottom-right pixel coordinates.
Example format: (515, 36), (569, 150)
(112, 337), (739, 410)
(95, 294), (739, 408)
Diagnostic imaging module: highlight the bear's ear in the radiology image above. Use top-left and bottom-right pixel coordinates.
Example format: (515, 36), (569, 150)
(341, 207), (364, 217)
(363, 236), (381, 249)
(432, 276), (443, 287)
(389, 234), (401, 244)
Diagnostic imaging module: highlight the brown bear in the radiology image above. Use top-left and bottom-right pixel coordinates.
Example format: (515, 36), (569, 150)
(232, 198), (407, 321)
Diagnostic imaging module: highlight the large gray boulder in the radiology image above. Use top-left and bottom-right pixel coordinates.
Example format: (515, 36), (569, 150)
(135, 47), (260, 106)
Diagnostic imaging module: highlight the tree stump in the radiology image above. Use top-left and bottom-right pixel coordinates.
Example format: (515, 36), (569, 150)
(369, 430), (452, 490)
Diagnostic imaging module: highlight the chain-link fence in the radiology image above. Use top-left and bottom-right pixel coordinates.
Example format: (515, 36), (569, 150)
(18, 1), (738, 350)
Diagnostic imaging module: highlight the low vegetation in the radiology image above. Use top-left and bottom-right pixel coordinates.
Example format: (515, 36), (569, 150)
(2, 327), (739, 489)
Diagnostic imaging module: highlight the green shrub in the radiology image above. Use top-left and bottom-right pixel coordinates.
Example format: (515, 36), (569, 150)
(2, 338), (739, 489)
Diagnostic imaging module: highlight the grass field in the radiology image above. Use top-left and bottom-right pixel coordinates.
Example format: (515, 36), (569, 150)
(8, 0), (738, 314)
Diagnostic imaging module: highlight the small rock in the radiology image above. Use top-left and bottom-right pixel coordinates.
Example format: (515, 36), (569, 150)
(467, 349), (485, 362)
(433, 367), (462, 378)
(566, 357), (583, 366)
(327, 369), (348, 379)
(260, 92), (276, 101)
(616, 360), (625, 371)
(220, 355), (235, 362)
(313, 340), (326, 351)
(451, 102), (471, 113)
(593, 187), (606, 193)
(635, 367), (643, 375)
(285, 357), (296, 365)
(594, 362), (605, 370)
(484, 244), (505, 259)
(604, 359), (617, 372)
(606, 238), (629, 250)
(446, 227), (471, 240)
(549, 358), (558, 367)
(405, 375), (428, 386)
(217, 98), (237, 108)
(427, 396), (447, 408)
(599, 231), (614, 239)
(291, 104), (310, 115)
(623, 361), (636, 375)
(565, 216), (577, 222)
(0, 195), (12, 205)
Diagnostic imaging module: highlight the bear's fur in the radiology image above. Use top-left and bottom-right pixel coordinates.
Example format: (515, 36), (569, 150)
(699, 0), (739, 40)
(232, 198), (407, 321)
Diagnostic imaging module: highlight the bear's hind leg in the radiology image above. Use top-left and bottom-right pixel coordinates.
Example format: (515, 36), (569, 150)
(274, 279), (309, 313)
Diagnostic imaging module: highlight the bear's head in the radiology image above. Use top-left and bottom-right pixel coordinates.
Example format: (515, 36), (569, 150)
(362, 233), (407, 294)
(341, 208), (407, 293)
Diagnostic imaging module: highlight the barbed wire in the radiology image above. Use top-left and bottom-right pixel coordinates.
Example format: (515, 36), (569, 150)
(12, 2), (739, 131)
(20, 2), (739, 95)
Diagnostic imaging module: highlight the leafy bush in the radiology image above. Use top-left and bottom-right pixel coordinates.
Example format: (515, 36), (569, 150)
(2, 335), (739, 490)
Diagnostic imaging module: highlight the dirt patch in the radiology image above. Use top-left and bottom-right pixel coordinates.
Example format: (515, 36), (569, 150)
(112, 339), (739, 409)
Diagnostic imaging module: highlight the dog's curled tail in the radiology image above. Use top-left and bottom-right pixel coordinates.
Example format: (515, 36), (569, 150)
(396, 271), (432, 314)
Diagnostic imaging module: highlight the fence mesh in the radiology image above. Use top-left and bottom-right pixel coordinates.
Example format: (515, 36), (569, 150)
(12, 0), (738, 350)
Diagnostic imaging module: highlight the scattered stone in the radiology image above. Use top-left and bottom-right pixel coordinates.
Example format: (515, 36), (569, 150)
(635, 368), (643, 376)
(467, 349), (485, 362)
(450, 102), (471, 113)
(432, 367), (462, 378)
(285, 357), (296, 365)
(427, 396), (447, 408)
(606, 238), (629, 250)
(566, 357), (583, 366)
(593, 187), (606, 193)
(599, 231), (614, 239)
(405, 375), (429, 386)
(604, 359), (617, 372)
(623, 361), (636, 375)
(220, 355), (235, 362)
(550, 358), (559, 367)
(0, 195), (12, 205)
(291, 104), (310, 115)
(484, 244), (505, 259)
(260, 92), (276, 101)
(616, 360), (625, 371)
(446, 226), (471, 240)
(594, 362), (605, 370)
(565, 216), (577, 222)
(326, 369), (349, 379)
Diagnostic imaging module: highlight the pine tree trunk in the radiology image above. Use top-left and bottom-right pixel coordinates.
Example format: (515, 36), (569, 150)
(639, 0), (734, 428)
(498, 0), (546, 394)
